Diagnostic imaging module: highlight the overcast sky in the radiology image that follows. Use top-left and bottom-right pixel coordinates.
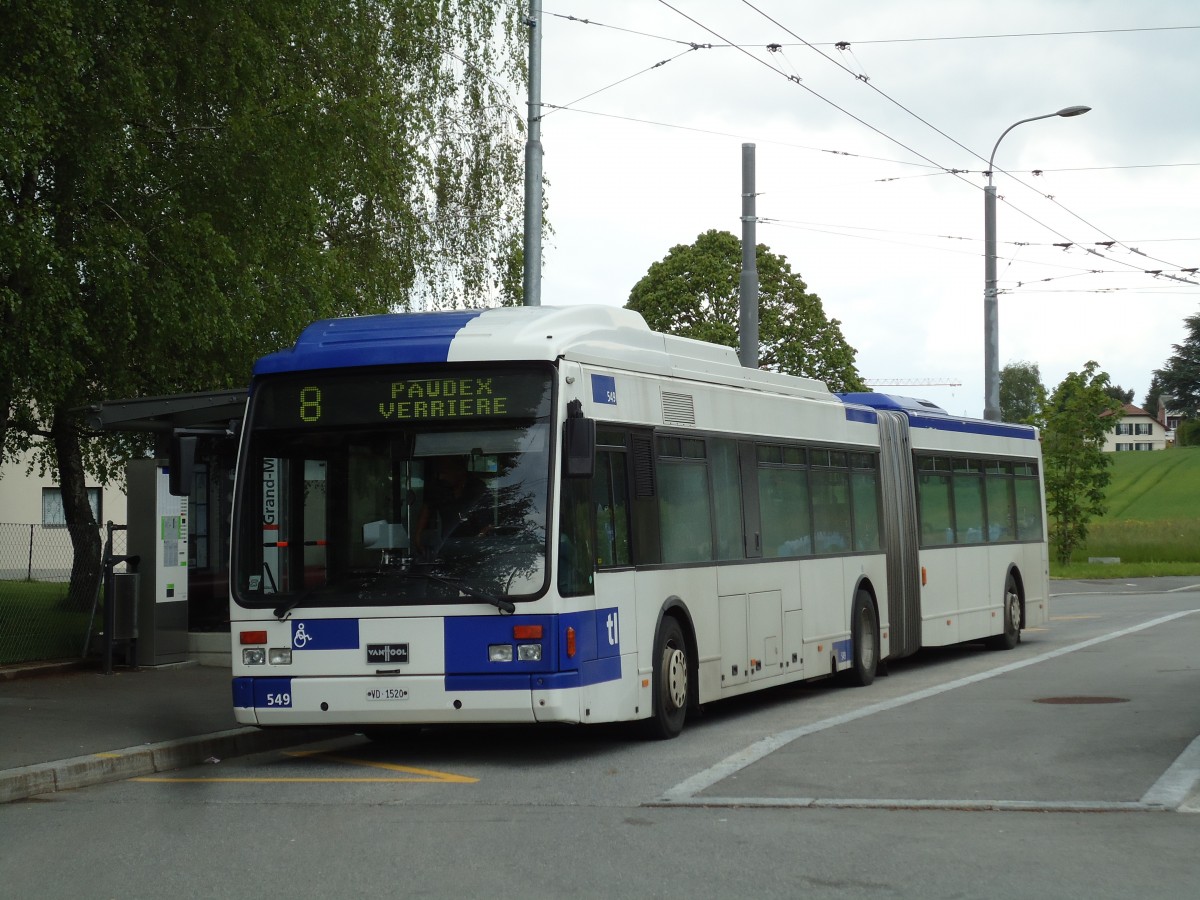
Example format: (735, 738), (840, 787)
(526, 1), (1199, 417)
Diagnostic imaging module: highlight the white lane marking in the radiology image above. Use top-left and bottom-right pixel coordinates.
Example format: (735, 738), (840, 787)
(1050, 583), (1200, 598)
(653, 797), (1149, 813)
(661, 609), (1199, 803)
(1141, 733), (1200, 810)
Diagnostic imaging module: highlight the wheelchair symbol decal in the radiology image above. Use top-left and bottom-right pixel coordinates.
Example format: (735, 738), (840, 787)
(293, 623), (311, 649)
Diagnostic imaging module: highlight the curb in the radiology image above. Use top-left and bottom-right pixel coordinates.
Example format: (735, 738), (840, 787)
(0, 659), (94, 682)
(1, 726), (338, 804)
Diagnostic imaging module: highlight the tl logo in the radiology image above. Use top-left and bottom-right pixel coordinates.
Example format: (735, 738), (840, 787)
(605, 611), (619, 647)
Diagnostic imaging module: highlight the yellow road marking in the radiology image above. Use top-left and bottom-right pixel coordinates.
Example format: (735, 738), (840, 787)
(284, 750), (477, 782)
(133, 749), (477, 784)
(94, 752), (124, 759)
(133, 776), (473, 783)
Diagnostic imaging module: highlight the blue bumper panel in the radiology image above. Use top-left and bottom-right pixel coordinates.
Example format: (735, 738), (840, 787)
(443, 609), (622, 691)
(233, 676), (294, 709)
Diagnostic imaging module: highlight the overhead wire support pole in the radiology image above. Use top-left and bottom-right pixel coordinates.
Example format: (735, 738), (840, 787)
(739, 143), (759, 368)
(523, 0), (544, 306)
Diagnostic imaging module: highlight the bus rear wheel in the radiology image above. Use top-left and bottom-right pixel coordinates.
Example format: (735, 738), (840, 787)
(643, 617), (689, 740)
(987, 574), (1021, 651)
(846, 589), (879, 687)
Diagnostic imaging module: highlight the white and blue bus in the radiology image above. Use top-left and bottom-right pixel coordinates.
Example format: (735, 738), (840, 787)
(224, 305), (1048, 738)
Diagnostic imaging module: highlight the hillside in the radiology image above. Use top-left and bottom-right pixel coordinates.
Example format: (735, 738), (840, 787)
(1071, 445), (1200, 566)
(1102, 445), (1200, 521)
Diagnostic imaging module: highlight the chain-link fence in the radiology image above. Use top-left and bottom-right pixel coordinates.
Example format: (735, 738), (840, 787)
(0, 522), (128, 665)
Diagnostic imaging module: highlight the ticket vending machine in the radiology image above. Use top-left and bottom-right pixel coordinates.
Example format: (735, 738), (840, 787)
(127, 458), (190, 665)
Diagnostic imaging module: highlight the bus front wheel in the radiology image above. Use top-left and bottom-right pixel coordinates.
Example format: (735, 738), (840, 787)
(644, 617), (689, 740)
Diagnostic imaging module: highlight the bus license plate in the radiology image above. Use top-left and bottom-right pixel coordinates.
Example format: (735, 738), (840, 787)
(366, 687), (409, 702)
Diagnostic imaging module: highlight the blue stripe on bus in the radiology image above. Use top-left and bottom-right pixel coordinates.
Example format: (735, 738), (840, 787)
(844, 406), (877, 424)
(837, 392), (1036, 440)
(253, 310), (486, 375)
(906, 414), (1036, 440)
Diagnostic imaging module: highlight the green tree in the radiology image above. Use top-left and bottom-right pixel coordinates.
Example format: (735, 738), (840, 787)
(1143, 371), (1166, 421)
(625, 230), (867, 391)
(1, 1), (526, 608)
(1041, 362), (1123, 565)
(1154, 310), (1200, 417)
(1104, 384), (1135, 405)
(1176, 419), (1200, 447)
(999, 361), (1045, 424)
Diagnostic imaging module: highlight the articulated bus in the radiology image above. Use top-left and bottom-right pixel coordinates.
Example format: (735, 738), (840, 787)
(224, 305), (1049, 738)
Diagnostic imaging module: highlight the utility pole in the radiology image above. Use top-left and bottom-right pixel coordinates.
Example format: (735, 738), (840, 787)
(522, 0), (543, 306)
(738, 143), (759, 368)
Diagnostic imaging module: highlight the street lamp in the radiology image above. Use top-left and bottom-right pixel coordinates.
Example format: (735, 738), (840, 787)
(982, 105), (1091, 421)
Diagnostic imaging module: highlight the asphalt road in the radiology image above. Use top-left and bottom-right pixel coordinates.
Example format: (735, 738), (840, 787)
(3, 579), (1198, 899)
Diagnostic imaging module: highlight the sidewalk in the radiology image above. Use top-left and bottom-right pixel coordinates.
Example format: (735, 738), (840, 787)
(1, 661), (340, 803)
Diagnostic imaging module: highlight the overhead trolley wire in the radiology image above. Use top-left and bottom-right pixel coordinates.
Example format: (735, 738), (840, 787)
(540, 43), (713, 117)
(552, 4), (1198, 287)
(733, 0), (1200, 286)
(547, 10), (1200, 49)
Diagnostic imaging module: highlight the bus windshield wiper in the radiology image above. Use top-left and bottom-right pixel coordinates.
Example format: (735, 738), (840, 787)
(408, 570), (515, 614)
(273, 589), (315, 621)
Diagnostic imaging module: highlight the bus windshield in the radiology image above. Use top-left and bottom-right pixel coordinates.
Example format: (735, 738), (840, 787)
(232, 366), (553, 613)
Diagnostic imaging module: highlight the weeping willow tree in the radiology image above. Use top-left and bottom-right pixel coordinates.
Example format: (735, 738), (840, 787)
(1, 1), (529, 608)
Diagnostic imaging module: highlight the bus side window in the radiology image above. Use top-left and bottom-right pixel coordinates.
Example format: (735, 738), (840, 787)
(657, 436), (714, 564)
(710, 438), (745, 560)
(917, 456), (954, 547)
(558, 475), (595, 597)
(594, 447), (631, 567)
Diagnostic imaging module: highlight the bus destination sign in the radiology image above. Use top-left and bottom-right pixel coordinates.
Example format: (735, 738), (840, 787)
(253, 368), (551, 428)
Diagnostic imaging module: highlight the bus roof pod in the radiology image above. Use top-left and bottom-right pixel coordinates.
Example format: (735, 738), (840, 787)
(252, 304), (835, 402)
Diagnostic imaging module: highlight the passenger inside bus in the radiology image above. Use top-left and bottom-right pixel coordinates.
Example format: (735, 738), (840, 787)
(413, 455), (491, 558)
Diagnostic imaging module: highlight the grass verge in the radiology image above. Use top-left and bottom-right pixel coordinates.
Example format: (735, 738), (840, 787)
(0, 580), (91, 665)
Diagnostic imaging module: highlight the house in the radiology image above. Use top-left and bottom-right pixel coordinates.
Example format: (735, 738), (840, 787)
(0, 448), (128, 528)
(1102, 403), (1168, 452)
(0, 448), (128, 583)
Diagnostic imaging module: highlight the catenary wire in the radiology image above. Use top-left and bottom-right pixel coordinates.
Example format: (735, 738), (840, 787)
(734, 0), (1200, 285)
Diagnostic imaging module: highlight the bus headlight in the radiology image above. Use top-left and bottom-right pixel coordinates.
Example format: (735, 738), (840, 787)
(243, 648), (266, 665)
(488, 644), (514, 662)
(517, 643), (542, 662)
(269, 648), (292, 665)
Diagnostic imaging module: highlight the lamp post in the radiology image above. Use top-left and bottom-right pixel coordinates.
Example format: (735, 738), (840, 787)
(982, 105), (1090, 421)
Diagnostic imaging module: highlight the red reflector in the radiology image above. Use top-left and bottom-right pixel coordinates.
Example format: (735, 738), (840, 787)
(240, 630), (268, 645)
(566, 626), (576, 658)
(513, 624), (543, 640)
